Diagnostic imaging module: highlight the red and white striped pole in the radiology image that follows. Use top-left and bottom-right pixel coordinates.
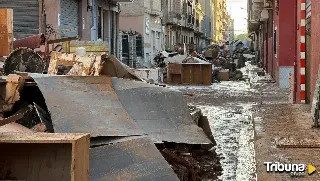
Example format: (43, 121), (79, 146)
(300, 0), (306, 103)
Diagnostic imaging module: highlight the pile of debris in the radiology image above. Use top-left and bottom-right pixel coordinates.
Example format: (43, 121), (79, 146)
(0, 10), (222, 180)
(158, 145), (222, 181)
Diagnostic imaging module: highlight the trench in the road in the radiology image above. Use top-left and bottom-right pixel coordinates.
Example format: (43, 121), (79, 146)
(167, 62), (285, 180)
(198, 103), (257, 181)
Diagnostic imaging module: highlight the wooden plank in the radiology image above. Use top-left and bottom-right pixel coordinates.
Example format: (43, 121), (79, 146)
(193, 64), (201, 84)
(0, 9), (13, 56)
(0, 133), (90, 181)
(73, 135), (90, 181)
(182, 64), (192, 84)
(47, 37), (78, 44)
(202, 64), (212, 85)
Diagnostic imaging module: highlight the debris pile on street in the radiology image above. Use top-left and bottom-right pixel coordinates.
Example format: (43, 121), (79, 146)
(150, 40), (255, 84)
(158, 145), (222, 181)
(0, 24), (222, 180)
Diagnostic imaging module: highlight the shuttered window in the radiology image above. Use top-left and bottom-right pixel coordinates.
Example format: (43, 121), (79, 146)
(0, 0), (39, 39)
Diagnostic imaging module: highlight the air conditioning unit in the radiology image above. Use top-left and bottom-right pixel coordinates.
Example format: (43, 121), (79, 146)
(264, 0), (272, 10)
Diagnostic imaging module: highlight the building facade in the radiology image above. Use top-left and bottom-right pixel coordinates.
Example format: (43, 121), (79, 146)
(248, 0), (308, 104)
(194, 0), (205, 51)
(119, 0), (163, 66)
(201, 0), (214, 45)
(161, 0), (195, 50)
(213, 0), (224, 42)
(0, 0), (124, 56)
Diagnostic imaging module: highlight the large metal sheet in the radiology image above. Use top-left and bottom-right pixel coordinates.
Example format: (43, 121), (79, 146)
(90, 137), (179, 181)
(112, 78), (212, 144)
(31, 76), (142, 137)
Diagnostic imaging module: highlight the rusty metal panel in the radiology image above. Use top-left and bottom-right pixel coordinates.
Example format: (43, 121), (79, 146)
(90, 137), (179, 181)
(13, 34), (46, 49)
(31, 76), (143, 137)
(112, 78), (212, 144)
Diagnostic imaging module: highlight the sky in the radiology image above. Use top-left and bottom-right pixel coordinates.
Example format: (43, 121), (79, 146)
(226, 0), (248, 35)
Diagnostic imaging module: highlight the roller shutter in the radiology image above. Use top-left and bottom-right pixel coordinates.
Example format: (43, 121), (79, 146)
(60, 0), (79, 38)
(0, 0), (39, 39)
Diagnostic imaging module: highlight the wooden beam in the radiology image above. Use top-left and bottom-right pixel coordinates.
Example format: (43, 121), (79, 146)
(47, 36), (78, 44)
(0, 8), (13, 56)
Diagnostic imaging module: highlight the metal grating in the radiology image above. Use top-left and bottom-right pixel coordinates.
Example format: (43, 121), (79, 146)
(0, 0), (39, 39)
(60, 0), (79, 37)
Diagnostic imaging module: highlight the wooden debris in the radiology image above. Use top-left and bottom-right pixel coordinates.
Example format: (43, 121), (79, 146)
(0, 9), (13, 56)
(0, 133), (90, 181)
(2, 74), (24, 112)
(0, 113), (24, 127)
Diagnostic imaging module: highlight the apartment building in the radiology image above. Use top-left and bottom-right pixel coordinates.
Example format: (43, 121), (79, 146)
(201, 0), (214, 46)
(161, 0), (196, 50)
(194, 0), (205, 51)
(119, 0), (163, 65)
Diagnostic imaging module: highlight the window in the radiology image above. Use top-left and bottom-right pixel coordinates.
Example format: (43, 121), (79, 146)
(156, 32), (160, 39)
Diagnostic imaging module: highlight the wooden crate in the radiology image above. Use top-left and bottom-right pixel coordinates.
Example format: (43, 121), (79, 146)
(167, 63), (212, 85)
(0, 133), (90, 181)
(182, 63), (212, 85)
(0, 9), (13, 56)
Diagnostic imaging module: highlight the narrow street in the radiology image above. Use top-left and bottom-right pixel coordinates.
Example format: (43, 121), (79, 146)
(168, 62), (292, 180)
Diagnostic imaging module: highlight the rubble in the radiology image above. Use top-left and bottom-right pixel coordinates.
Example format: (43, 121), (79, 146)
(158, 145), (222, 181)
(188, 104), (202, 124)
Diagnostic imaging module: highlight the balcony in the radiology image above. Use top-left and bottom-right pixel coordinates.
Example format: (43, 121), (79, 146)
(187, 14), (195, 27)
(164, 12), (185, 26)
(148, 0), (162, 16)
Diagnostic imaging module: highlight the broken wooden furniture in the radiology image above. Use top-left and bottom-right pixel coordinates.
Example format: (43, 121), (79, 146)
(0, 133), (90, 181)
(167, 63), (212, 85)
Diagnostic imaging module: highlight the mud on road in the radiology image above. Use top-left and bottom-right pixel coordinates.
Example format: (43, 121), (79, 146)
(168, 63), (288, 181)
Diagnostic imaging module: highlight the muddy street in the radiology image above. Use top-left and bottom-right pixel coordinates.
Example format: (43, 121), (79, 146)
(168, 63), (288, 180)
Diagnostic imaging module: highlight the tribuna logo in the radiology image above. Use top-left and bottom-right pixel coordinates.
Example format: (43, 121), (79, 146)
(264, 162), (306, 173)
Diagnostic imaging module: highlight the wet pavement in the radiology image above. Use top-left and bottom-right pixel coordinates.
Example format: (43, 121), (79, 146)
(167, 62), (288, 181)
